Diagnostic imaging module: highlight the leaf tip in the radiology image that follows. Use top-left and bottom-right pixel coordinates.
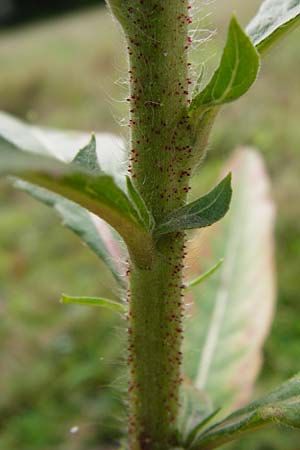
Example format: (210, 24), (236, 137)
(229, 13), (251, 40)
(60, 294), (68, 304)
(90, 132), (96, 145)
(125, 174), (131, 188)
(223, 171), (233, 195)
(230, 12), (239, 27)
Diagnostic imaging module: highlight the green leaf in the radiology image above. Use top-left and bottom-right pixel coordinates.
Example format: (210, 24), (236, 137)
(192, 63), (205, 97)
(189, 16), (260, 112)
(177, 382), (215, 447)
(73, 134), (101, 173)
(184, 149), (276, 413)
(185, 408), (220, 449)
(191, 373), (300, 449)
(155, 174), (232, 236)
(0, 111), (125, 181)
(185, 259), (224, 291)
(61, 294), (127, 313)
(14, 179), (125, 287)
(126, 176), (154, 230)
(246, 0), (300, 54)
(29, 117), (126, 187)
(0, 112), (151, 265)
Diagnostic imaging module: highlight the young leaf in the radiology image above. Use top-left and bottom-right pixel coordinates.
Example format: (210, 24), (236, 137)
(191, 373), (300, 450)
(61, 294), (127, 313)
(73, 134), (101, 173)
(126, 176), (154, 230)
(190, 16), (260, 113)
(185, 408), (220, 449)
(184, 149), (276, 413)
(192, 63), (205, 97)
(32, 120), (126, 187)
(14, 179), (125, 287)
(177, 381), (215, 447)
(155, 174), (232, 236)
(0, 111), (126, 184)
(246, 0), (300, 55)
(0, 112), (151, 265)
(185, 259), (224, 291)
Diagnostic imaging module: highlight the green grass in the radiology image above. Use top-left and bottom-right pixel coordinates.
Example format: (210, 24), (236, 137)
(0, 3), (300, 449)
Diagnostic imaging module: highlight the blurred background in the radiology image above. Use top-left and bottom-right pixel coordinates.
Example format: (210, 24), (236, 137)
(0, 0), (103, 26)
(0, 1), (299, 449)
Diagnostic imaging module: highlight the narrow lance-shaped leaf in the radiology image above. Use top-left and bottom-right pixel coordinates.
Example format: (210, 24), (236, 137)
(126, 176), (154, 230)
(184, 149), (276, 413)
(246, 0), (300, 55)
(185, 259), (224, 291)
(192, 63), (205, 97)
(191, 373), (300, 450)
(155, 174), (232, 236)
(61, 294), (127, 313)
(185, 408), (220, 449)
(14, 179), (126, 287)
(12, 122), (127, 286)
(189, 16), (260, 113)
(0, 112), (150, 265)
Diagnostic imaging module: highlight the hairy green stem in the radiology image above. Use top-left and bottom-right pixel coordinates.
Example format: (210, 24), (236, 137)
(124, 3), (190, 449)
(129, 234), (186, 450)
(107, 1), (209, 449)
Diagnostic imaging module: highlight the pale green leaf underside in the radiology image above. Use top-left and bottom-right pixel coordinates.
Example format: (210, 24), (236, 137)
(73, 133), (101, 173)
(247, 0), (300, 54)
(184, 149), (275, 412)
(177, 382), (220, 447)
(0, 137), (142, 240)
(0, 112), (148, 259)
(14, 179), (125, 287)
(155, 174), (232, 236)
(192, 373), (300, 449)
(0, 112), (126, 180)
(190, 16), (259, 112)
(61, 294), (126, 313)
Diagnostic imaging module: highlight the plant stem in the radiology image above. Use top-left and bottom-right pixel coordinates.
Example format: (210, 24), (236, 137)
(124, 2), (191, 449)
(129, 234), (186, 450)
(107, 1), (203, 449)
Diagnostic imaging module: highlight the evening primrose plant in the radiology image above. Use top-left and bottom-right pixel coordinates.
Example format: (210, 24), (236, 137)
(1, 1), (300, 449)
